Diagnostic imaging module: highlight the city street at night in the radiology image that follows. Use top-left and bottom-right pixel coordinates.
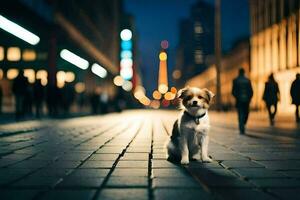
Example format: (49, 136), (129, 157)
(1, 110), (300, 200)
(1, 0), (300, 199)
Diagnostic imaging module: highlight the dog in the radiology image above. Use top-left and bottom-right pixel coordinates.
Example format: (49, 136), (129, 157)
(167, 87), (214, 164)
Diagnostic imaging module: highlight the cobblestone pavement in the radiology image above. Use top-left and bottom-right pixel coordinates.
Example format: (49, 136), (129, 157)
(0, 110), (300, 200)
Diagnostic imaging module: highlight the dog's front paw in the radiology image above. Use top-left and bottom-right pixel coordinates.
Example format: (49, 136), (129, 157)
(202, 157), (213, 163)
(180, 157), (189, 165)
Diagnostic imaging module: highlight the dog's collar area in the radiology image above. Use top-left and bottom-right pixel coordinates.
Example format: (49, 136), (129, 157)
(184, 111), (206, 124)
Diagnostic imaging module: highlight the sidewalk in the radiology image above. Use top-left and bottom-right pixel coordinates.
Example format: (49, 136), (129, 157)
(0, 110), (299, 200)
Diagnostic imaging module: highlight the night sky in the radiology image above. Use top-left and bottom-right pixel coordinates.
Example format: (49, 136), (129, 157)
(124, 0), (250, 94)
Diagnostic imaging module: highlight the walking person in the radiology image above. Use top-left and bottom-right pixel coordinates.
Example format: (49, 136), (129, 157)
(263, 73), (280, 125)
(12, 71), (29, 120)
(290, 73), (300, 123)
(232, 68), (253, 134)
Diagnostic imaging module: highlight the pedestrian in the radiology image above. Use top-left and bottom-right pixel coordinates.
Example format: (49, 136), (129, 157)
(263, 73), (280, 125)
(12, 70), (29, 120)
(232, 68), (253, 134)
(0, 83), (2, 114)
(33, 79), (44, 118)
(290, 73), (300, 123)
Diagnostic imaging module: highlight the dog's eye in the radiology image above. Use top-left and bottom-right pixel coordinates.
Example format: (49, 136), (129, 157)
(186, 95), (193, 100)
(198, 96), (203, 99)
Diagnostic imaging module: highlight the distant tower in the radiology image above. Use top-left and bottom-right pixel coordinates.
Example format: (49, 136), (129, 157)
(158, 40), (169, 94)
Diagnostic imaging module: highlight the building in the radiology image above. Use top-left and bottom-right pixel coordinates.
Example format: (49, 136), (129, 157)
(249, 0), (300, 113)
(174, 0), (215, 87)
(0, 0), (124, 113)
(186, 40), (250, 110)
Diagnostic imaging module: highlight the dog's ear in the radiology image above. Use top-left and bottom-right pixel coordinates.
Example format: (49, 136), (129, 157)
(177, 86), (189, 99)
(203, 88), (215, 102)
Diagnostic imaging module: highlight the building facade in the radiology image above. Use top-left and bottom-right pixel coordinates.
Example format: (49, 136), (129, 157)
(250, 0), (300, 113)
(186, 40), (250, 110)
(174, 0), (214, 87)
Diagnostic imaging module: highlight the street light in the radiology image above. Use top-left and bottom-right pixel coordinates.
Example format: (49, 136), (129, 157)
(60, 49), (89, 70)
(91, 63), (107, 78)
(0, 15), (40, 45)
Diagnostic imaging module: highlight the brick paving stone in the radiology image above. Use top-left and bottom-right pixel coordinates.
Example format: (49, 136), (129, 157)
(231, 168), (287, 178)
(249, 178), (300, 188)
(209, 153), (249, 161)
(41, 189), (96, 200)
(152, 168), (189, 178)
(221, 160), (264, 168)
(213, 188), (277, 200)
(106, 177), (148, 187)
(0, 189), (41, 200)
(69, 169), (110, 177)
(257, 161), (300, 170)
(48, 161), (81, 169)
(152, 153), (167, 159)
(154, 188), (211, 200)
(32, 168), (72, 177)
(96, 188), (148, 200)
(112, 168), (148, 177)
(96, 147), (125, 154)
(117, 160), (148, 168)
(281, 170), (300, 178)
(80, 161), (115, 169)
(152, 160), (178, 168)
(121, 153), (149, 160)
(269, 188), (300, 200)
(12, 176), (61, 188)
(153, 177), (201, 188)
(57, 176), (104, 188)
(89, 153), (119, 161)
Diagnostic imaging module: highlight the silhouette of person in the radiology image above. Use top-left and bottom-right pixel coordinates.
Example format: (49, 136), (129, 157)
(232, 68), (253, 134)
(290, 73), (300, 123)
(263, 73), (280, 125)
(33, 79), (44, 118)
(12, 71), (29, 120)
(0, 83), (2, 114)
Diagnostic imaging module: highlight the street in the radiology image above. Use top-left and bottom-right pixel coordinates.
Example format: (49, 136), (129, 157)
(1, 110), (300, 200)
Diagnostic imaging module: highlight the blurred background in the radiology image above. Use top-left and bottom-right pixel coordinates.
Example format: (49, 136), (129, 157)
(0, 0), (299, 120)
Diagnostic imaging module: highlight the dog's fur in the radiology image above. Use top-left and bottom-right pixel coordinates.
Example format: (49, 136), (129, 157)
(167, 87), (214, 164)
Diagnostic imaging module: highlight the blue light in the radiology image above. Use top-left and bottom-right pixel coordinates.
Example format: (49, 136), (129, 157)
(121, 40), (132, 50)
(120, 50), (132, 59)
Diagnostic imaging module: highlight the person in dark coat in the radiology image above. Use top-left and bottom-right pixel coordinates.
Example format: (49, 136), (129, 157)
(12, 71), (29, 120)
(232, 68), (253, 134)
(290, 73), (300, 123)
(263, 73), (280, 125)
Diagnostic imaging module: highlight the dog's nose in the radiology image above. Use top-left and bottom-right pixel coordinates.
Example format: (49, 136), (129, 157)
(192, 101), (197, 105)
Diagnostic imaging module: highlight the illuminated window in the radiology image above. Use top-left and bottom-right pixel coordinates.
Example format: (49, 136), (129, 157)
(0, 69), (3, 80)
(7, 47), (21, 61)
(56, 71), (66, 88)
(195, 50), (203, 64)
(23, 49), (36, 61)
(24, 69), (35, 83)
(65, 71), (75, 82)
(75, 82), (85, 93)
(7, 68), (19, 79)
(0, 46), (4, 61)
(36, 70), (48, 86)
(194, 22), (203, 34)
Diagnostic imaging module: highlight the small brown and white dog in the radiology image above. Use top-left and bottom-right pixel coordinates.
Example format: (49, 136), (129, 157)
(167, 87), (214, 164)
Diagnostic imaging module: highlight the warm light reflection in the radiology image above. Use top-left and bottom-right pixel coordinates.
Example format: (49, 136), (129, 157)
(24, 69), (35, 83)
(0, 46), (4, 61)
(172, 70), (181, 79)
(22, 49), (36, 61)
(150, 100), (160, 109)
(113, 75), (124, 86)
(0, 69), (3, 80)
(158, 84), (168, 94)
(170, 87), (177, 94)
(65, 71), (75, 82)
(164, 91), (176, 100)
(75, 82), (85, 93)
(152, 90), (162, 100)
(7, 69), (19, 80)
(7, 47), (21, 61)
(159, 52), (167, 61)
(36, 70), (48, 86)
